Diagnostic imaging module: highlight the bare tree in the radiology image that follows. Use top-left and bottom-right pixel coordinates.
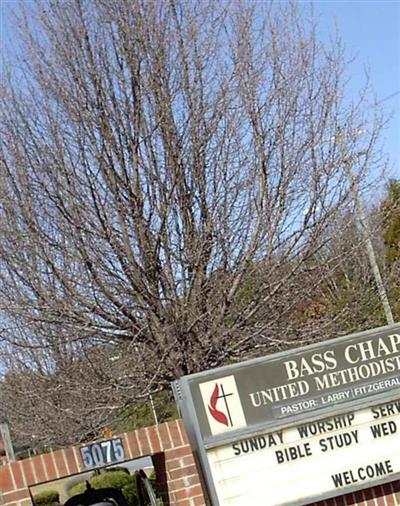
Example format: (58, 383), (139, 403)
(0, 0), (387, 446)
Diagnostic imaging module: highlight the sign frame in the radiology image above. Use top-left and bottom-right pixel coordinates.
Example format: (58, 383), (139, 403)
(172, 323), (400, 505)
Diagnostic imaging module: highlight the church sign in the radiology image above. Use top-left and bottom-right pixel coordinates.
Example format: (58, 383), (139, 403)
(173, 323), (400, 505)
(206, 401), (400, 505)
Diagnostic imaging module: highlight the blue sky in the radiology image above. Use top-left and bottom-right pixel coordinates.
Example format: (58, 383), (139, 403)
(1, 0), (399, 176)
(312, 0), (400, 177)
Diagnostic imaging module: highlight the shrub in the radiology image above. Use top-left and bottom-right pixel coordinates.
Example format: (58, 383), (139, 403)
(33, 490), (60, 506)
(68, 470), (138, 506)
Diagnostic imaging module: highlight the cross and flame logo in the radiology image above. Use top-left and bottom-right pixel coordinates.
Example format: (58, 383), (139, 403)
(208, 383), (232, 426)
(200, 375), (247, 434)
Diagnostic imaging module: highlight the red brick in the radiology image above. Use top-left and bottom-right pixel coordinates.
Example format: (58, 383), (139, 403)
(20, 459), (35, 486)
(10, 462), (25, 489)
(165, 445), (192, 459)
(173, 487), (190, 501)
(166, 457), (195, 471)
(373, 485), (386, 505)
(126, 431), (140, 459)
(382, 482), (396, 506)
(185, 474), (200, 487)
(119, 433), (131, 459)
(32, 455), (47, 483)
(137, 428), (151, 456)
(147, 426), (161, 453)
(168, 464), (199, 480)
(181, 455), (195, 466)
(0, 466), (14, 492)
(166, 457), (185, 471)
(193, 496), (207, 506)
(176, 418), (189, 445)
(42, 452), (57, 481)
(341, 492), (355, 506)
(177, 419), (189, 445)
(158, 422), (173, 450)
(169, 420), (183, 447)
(169, 478), (185, 491)
(363, 487), (377, 506)
(354, 492), (365, 505)
(2, 489), (30, 502)
(168, 475), (200, 491)
(393, 479), (400, 503)
(73, 447), (84, 473)
(64, 448), (79, 475)
(52, 449), (68, 477)
(385, 491), (396, 506)
(373, 496), (384, 506)
(347, 490), (365, 506)
(361, 498), (373, 505)
(175, 485), (203, 500)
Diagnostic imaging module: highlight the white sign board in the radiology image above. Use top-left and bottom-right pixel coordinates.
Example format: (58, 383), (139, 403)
(206, 400), (400, 505)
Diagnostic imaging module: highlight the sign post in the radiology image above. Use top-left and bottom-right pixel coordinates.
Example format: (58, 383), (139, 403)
(0, 423), (15, 463)
(173, 323), (400, 505)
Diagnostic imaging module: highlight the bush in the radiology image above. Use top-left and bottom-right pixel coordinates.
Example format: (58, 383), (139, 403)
(68, 470), (138, 506)
(33, 490), (60, 506)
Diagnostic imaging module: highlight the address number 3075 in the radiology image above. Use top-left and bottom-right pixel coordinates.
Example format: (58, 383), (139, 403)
(80, 438), (125, 469)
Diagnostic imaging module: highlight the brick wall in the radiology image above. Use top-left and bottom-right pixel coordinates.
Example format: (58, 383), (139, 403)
(311, 481), (400, 506)
(0, 420), (207, 506)
(0, 419), (398, 506)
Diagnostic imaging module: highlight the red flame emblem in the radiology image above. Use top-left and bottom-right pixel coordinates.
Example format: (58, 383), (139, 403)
(208, 383), (229, 426)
